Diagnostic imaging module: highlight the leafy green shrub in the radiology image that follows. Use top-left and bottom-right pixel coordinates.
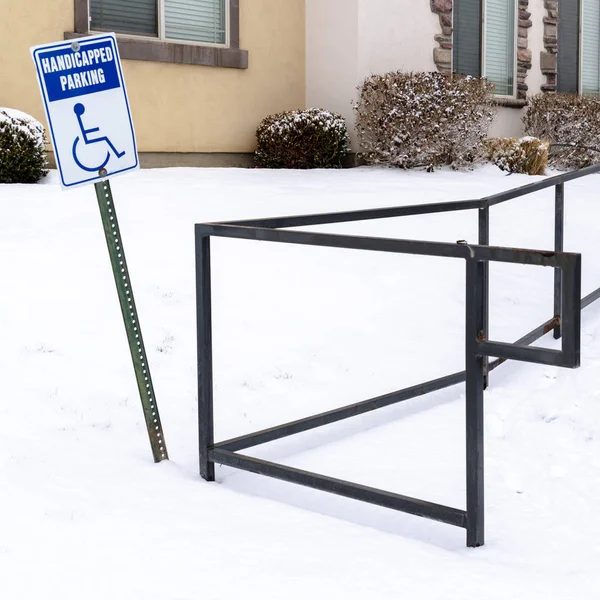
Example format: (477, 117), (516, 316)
(0, 108), (48, 183)
(354, 71), (496, 170)
(255, 108), (348, 169)
(523, 93), (600, 170)
(485, 136), (548, 175)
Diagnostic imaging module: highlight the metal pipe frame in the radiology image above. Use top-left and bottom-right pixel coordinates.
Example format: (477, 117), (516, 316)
(217, 164), (600, 231)
(196, 166), (599, 548)
(481, 163), (600, 207)
(554, 183), (564, 339)
(195, 225), (582, 548)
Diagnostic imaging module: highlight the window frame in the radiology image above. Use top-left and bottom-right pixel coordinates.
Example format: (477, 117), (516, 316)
(578, 0), (584, 94)
(579, 0), (600, 95)
(67, 0), (247, 69)
(480, 0), (518, 99)
(89, 0), (229, 49)
(557, 0), (600, 95)
(453, 0), (518, 100)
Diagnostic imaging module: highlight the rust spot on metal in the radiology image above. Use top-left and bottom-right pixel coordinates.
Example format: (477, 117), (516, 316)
(543, 316), (560, 335)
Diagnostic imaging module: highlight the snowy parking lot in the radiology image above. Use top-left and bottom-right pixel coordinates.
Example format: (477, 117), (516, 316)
(1, 165), (599, 599)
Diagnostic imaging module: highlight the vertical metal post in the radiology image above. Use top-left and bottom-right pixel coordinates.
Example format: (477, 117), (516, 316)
(561, 254), (582, 368)
(554, 183), (564, 339)
(478, 204), (490, 388)
(195, 230), (215, 481)
(94, 180), (168, 463)
(465, 259), (485, 547)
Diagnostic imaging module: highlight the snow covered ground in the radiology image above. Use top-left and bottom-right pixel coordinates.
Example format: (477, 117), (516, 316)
(1, 165), (599, 599)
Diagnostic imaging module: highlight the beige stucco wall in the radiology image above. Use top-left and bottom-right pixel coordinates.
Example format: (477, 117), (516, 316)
(527, 0), (546, 97)
(306, 0), (358, 144)
(0, 0), (305, 153)
(307, 0), (554, 147)
(489, 106), (526, 138)
(307, 0), (439, 149)
(357, 0), (438, 77)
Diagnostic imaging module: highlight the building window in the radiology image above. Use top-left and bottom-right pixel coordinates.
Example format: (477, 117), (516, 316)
(90, 0), (227, 46)
(558, 0), (600, 95)
(581, 0), (600, 94)
(453, 0), (517, 97)
(69, 0), (247, 69)
(557, 0), (579, 93)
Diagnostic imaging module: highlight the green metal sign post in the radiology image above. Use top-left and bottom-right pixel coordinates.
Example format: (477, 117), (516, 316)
(94, 179), (168, 462)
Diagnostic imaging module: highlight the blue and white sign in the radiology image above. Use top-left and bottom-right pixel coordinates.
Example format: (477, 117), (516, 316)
(31, 33), (138, 188)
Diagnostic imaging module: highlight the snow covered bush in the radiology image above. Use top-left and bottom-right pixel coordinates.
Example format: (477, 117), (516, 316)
(354, 71), (495, 170)
(524, 94), (600, 170)
(255, 108), (349, 169)
(485, 137), (548, 175)
(0, 108), (48, 183)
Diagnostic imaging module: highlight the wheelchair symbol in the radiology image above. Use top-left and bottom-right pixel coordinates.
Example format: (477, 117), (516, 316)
(72, 103), (125, 172)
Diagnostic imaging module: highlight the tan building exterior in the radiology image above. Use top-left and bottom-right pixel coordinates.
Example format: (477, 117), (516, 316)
(2, 0), (590, 164)
(0, 0), (305, 163)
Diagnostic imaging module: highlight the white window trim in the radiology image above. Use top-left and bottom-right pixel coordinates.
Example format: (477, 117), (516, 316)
(579, 0), (583, 94)
(577, 0), (600, 95)
(450, 0), (518, 99)
(481, 0), (518, 99)
(89, 0), (230, 49)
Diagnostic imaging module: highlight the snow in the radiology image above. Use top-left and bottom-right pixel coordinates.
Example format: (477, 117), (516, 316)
(1, 165), (600, 599)
(0, 107), (39, 123)
(0, 107), (46, 147)
(0, 106), (46, 146)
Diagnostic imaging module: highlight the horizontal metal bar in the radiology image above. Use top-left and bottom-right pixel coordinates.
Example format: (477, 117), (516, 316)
(223, 165), (600, 227)
(214, 370), (466, 452)
(209, 449), (467, 528)
(223, 199), (483, 229)
(196, 224), (572, 267)
(581, 285), (600, 309)
(483, 164), (600, 207)
(488, 317), (558, 372)
(488, 282), (600, 372)
(478, 340), (566, 367)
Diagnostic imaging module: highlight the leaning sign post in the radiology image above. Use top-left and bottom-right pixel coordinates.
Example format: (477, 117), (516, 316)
(31, 33), (168, 462)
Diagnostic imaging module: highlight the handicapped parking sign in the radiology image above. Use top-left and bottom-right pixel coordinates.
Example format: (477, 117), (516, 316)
(31, 33), (138, 188)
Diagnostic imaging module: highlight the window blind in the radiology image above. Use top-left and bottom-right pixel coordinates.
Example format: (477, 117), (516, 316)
(557, 0), (580, 93)
(484, 0), (515, 96)
(582, 0), (600, 94)
(90, 0), (158, 37)
(165, 0), (226, 44)
(453, 0), (482, 77)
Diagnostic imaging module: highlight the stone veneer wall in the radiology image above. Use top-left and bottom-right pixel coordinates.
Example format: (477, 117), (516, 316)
(430, 0), (532, 101)
(431, 0), (453, 74)
(540, 0), (558, 91)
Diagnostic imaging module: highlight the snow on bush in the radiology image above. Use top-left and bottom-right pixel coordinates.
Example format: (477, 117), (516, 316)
(354, 71), (496, 170)
(486, 136), (549, 175)
(255, 108), (349, 169)
(0, 108), (48, 183)
(524, 93), (600, 170)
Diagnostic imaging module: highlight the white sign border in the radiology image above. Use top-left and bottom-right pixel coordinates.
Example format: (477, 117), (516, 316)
(31, 33), (139, 189)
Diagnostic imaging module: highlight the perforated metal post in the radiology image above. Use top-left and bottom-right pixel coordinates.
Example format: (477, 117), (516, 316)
(94, 179), (168, 463)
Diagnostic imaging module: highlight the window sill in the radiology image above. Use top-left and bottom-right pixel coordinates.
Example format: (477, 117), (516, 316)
(493, 97), (527, 109)
(64, 32), (248, 69)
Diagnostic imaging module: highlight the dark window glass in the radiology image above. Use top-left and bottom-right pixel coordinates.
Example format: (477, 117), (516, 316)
(90, 0), (158, 38)
(453, 0), (482, 77)
(557, 0), (580, 93)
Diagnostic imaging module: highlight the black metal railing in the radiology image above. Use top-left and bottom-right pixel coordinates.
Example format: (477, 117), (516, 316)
(195, 164), (600, 547)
